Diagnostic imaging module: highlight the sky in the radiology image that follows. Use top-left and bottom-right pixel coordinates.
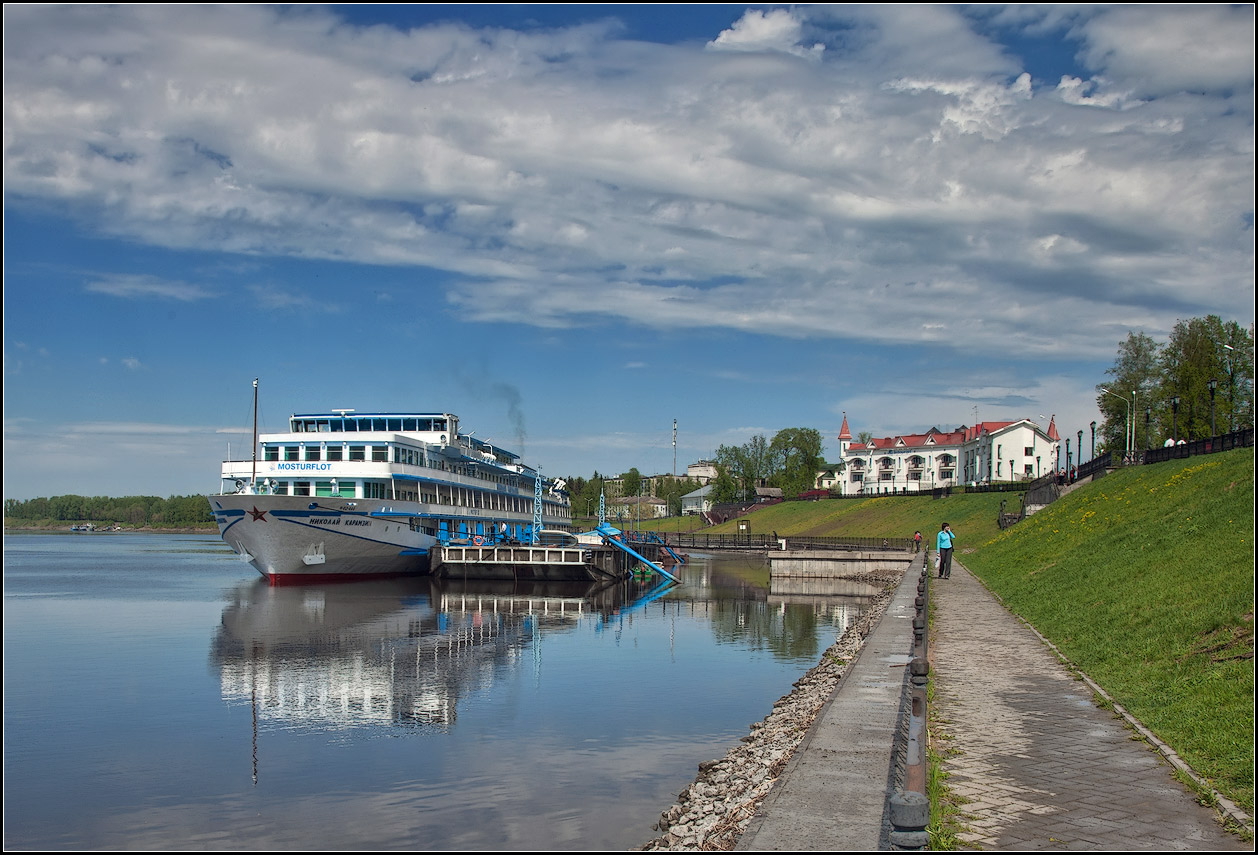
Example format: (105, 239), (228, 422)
(3, 4), (1254, 501)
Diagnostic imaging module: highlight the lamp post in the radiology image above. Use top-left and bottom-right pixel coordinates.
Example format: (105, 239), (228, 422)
(1077, 429), (1083, 464)
(1101, 387), (1132, 459)
(1065, 439), (1071, 481)
(1171, 396), (1179, 444)
(1089, 421), (1096, 460)
(1209, 379), (1217, 437)
(1145, 407), (1151, 450)
(1222, 344), (1235, 432)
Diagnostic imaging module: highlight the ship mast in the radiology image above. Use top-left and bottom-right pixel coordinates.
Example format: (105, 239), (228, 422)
(251, 378), (258, 491)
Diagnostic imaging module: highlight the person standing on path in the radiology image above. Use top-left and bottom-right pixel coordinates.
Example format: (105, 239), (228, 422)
(936, 522), (955, 578)
(913, 531), (922, 553)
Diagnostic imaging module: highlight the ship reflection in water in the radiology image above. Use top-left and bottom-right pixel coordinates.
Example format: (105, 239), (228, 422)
(212, 576), (673, 739)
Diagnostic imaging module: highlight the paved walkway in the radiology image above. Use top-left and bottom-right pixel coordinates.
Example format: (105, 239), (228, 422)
(932, 559), (1247, 850)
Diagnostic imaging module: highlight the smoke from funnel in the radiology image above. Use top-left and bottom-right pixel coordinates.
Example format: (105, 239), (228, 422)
(491, 382), (526, 455)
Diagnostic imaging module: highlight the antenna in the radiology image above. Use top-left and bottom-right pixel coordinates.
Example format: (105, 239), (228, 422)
(673, 419), (677, 477)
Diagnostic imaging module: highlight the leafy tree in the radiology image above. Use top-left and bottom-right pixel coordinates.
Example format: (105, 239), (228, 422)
(621, 467), (643, 498)
(1159, 316), (1253, 441)
(1098, 316), (1254, 450)
(1097, 331), (1161, 454)
(769, 427), (824, 498)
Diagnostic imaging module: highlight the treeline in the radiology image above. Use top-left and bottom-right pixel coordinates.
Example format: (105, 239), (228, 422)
(1100, 315), (1254, 454)
(562, 472), (703, 518)
(710, 427), (825, 503)
(3, 494), (214, 528)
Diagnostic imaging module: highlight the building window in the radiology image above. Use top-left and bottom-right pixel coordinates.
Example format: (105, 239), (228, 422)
(1024, 446), (1034, 456)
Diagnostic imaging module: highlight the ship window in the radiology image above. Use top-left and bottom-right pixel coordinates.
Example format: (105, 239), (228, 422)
(272, 482), (288, 495)
(327, 446), (343, 461)
(355, 418), (370, 431)
(315, 481), (335, 496)
(339, 482), (355, 498)
(330, 419), (343, 432)
(372, 446), (388, 462)
(403, 419), (417, 431)
(349, 445), (366, 461)
(363, 481), (386, 499)
(285, 446), (299, 461)
(388, 418), (402, 431)
(371, 418), (385, 431)
(306, 446), (321, 461)
(264, 446), (279, 461)
(316, 420), (330, 432)
(294, 481), (311, 496)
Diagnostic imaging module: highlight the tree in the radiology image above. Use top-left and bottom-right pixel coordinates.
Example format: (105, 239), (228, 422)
(1159, 316), (1254, 441)
(1099, 316), (1254, 450)
(620, 467), (643, 498)
(1097, 331), (1161, 454)
(769, 427), (824, 498)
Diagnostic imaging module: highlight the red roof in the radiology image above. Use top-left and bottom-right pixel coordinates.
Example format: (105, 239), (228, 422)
(837, 413), (852, 441)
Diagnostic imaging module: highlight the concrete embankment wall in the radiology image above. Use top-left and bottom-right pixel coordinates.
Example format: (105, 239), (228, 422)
(770, 549), (915, 578)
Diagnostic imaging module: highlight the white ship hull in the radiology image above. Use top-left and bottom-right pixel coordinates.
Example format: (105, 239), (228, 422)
(210, 494), (437, 583)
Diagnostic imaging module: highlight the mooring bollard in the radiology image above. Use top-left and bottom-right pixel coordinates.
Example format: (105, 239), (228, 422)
(889, 789), (930, 850)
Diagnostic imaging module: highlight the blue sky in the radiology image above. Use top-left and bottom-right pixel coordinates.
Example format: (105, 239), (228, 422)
(3, 4), (1254, 500)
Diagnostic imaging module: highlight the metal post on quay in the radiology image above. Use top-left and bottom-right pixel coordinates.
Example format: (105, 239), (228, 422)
(893, 552), (931, 850)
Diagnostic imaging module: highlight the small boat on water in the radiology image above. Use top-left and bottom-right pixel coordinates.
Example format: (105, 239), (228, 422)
(209, 382), (573, 585)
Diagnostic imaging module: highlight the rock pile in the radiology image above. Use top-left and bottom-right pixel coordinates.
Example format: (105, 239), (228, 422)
(638, 578), (897, 851)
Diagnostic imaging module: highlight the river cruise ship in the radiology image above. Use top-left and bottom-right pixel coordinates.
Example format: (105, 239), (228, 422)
(210, 409), (572, 584)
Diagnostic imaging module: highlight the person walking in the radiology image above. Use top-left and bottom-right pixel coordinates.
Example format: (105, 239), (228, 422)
(913, 531), (923, 553)
(936, 522), (956, 578)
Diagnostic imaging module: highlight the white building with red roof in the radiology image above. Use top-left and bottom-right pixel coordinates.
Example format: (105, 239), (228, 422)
(835, 413), (1061, 495)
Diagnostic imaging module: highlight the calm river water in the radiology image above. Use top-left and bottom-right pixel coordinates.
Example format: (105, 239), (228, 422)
(3, 532), (877, 850)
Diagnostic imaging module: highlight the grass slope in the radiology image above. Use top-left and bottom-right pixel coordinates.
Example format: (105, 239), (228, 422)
(962, 449), (1254, 814)
(644, 491), (1015, 547)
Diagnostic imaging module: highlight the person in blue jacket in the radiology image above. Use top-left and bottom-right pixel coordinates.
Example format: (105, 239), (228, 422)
(936, 522), (956, 578)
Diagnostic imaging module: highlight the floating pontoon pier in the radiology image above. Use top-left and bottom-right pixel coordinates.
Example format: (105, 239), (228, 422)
(431, 523), (682, 583)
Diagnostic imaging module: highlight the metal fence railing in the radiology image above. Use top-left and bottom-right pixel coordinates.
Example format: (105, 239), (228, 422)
(632, 531), (914, 552)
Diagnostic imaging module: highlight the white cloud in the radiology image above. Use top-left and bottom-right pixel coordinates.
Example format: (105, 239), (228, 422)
(707, 8), (823, 59)
(84, 274), (212, 301)
(2, 3), (1253, 367)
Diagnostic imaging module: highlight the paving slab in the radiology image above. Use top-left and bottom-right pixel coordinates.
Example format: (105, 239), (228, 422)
(932, 559), (1247, 851)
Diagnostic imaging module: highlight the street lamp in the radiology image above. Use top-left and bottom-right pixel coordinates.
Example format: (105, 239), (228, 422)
(1170, 396), (1180, 444)
(1145, 407), (1151, 450)
(1222, 344), (1235, 432)
(1101, 387), (1132, 459)
(1089, 421), (1096, 460)
(1209, 378), (1217, 437)
(1078, 429), (1083, 464)
(1065, 439), (1071, 480)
